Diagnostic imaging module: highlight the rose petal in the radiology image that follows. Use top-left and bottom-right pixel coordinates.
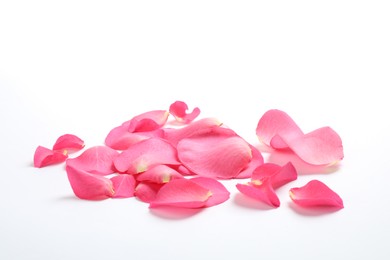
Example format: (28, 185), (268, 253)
(236, 180), (280, 207)
(289, 180), (344, 208)
(110, 174), (136, 198)
(169, 101), (201, 124)
(66, 165), (114, 200)
(33, 146), (68, 168)
(235, 144), (264, 179)
(190, 177), (230, 207)
(136, 165), (183, 184)
(252, 162), (297, 189)
(66, 146), (119, 175)
(114, 138), (180, 174)
(177, 127), (252, 179)
(52, 134), (85, 152)
(149, 178), (211, 208)
(135, 182), (164, 203)
(125, 110), (169, 132)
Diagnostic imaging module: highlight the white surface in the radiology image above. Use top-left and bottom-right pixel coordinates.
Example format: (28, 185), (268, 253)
(1, 1), (390, 260)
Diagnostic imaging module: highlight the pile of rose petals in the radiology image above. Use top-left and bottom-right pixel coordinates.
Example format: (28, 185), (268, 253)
(33, 101), (344, 211)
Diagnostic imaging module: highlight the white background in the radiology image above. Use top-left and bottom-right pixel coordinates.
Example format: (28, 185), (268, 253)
(1, 1), (389, 259)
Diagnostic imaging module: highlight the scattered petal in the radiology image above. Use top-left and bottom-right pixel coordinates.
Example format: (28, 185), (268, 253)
(135, 182), (164, 203)
(136, 165), (184, 184)
(236, 180), (280, 207)
(235, 144), (264, 179)
(66, 146), (119, 175)
(289, 180), (344, 208)
(169, 100), (201, 124)
(66, 165), (114, 200)
(114, 138), (181, 174)
(190, 177), (230, 207)
(125, 110), (169, 132)
(52, 134), (85, 152)
(252, 162), (297, 189)
(111, 174), (136, 198)
(33, 146), (68, 168)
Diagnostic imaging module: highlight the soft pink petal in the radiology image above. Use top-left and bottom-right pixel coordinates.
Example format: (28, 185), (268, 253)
(66, 146), (119, 175)
(177, 127), (252, 179)
(256, 109), (303, 149)
(169, 100), (201, 124)
(66, 165), (114, 200)
(190, 177), (230, 207)
(235, 144), (264, 179)
(52, 134), (85, 152)
(135, 182), (164, 203)
(251, 162), (297, 189)
(33, 146), (68, 168)
(110, 174), (136, 198)
(288, 127), (344, 165)
(136, 165), (184, 184)
(289, 180), (344, 208)
(236, 180), (280, 207)
(114, 138), (180, 174)
(149, 178), (211, 208)
(125, 110), (169, 132)
(163, 117), (221, 146)
(171, 164), (195, 176)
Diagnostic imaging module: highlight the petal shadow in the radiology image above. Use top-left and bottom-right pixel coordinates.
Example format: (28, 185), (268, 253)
(149, 206), (204, 220)
(233, 193), (276, 210)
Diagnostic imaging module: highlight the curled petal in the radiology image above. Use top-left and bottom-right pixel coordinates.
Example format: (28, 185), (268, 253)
(135, 182), (164, 203)
(52, 134), (85, 152)
(136, 165), (183, 184)
(111, 174), (136, 198)
(149, 178), (211, 208)
(125, 110), (169, 132)
(236, 180), (280, 207)
(66, 165), (114, 200)
(114, 138), (180, 174)
(289, 180), (344, 208)
(252, 162), (297, 189)
(235, 145), (264, 179)
(33, 146), (68, 168)
(256, 109), (303, 149)
(177, 127), (252, 179)
(169, 101), (200, 124)
(66, 146), (119, 175)
(190, 177), (230, 207)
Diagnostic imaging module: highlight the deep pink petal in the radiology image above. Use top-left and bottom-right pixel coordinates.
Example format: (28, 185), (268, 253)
(135, 182), (164, 203)
(149, 178), (211, 208)
(251, 162), (297, 189)
(190, 177), (230, 207)
(169, 101), (201, 124)
(52, 134), (85, 152)
(125, 110), (169, 132)
(114, 138), (180, 174)
(177, 127), (252, 179)
(66, 165), (114, 200)
(235, 144), (264, 179)
(236, 180), (280, 207)
(288, 127), (344, 165)
(66, 146), (119, 175)
(136, 165), (183, 184)
(256, 109), (303, 149)
(110, 174), (136, 198)
(289, 180), (344, 208)
(33, 146), (68, 168)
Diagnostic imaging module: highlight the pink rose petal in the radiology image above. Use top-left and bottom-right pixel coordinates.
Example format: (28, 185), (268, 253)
(252, 162), (297, 189)
(52, 134), (85, 152)
(66, 146), (119, 175)
(125, 110), (169, 132)
(149, 178), (212, 208)
(135, 182), (164, 203)
(66, 165), (114, 200)
(235, 144), (264, 179)
(177, 127), (252, 179)
(136, 165), (184, 184)
(289, 180), (344, 208)
(33, 146), (68, 168)
(114, 138), (180, 174)
(190, 177), (230, 207)
(236, 180), (280, 207)
(169, 100), (201, 124)
(111, 174), (136, 198)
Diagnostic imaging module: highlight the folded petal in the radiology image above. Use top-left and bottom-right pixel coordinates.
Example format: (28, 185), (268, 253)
(136, 165), (183, 184)
(114, 138), (181, 174)
(256, 109), (303, 149)
(149, 178), (212, 208)
(66, 146), (119, 175)
(288, 127), (344, 165)
(135, 182), (164, 203)
(177, 127), (252, 179)
(66, 165), (114, 200)
(125, 110), (169, 132)
(236, 180), (280, 207)
(289, 180), (344, 208)
(33, 146), (68, 168)
(235, 144), (264, 179)
(52, 134), (85, 152)
(169, 100), (201, 124)
(252, 162), (297, 189)
(110, 174), (136, 198)
(190, 177), (230, 207)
